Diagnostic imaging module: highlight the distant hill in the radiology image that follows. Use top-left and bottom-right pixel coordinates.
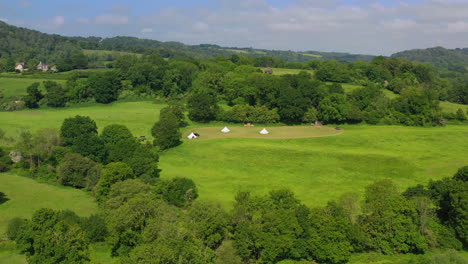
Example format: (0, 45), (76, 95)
(0, 21), (376, 64)
(391, 46), (468, 73)
(0, 21), (82, 63)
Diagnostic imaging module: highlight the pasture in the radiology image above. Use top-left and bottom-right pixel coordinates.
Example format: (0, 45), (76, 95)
(260, 67), (315, 76)
(0, 172), (97, 234)
(185, 126), (342, 140)
(0, 78), (66, 98)
(1, 101), (467, 209)
(160, 125), (468, 207)
(0, 101), (165, 141)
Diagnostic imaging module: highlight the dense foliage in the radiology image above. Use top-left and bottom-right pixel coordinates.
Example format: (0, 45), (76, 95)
(7, 164), (467, 263)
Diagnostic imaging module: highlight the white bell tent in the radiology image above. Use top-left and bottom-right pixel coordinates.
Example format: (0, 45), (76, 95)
(259, 128), (269, 135)
(221, 127), (230, 133)
(187, 132), (198, 139)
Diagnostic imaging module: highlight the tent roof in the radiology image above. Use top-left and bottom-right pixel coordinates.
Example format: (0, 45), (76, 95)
(221, 127), (230, 132)
(187, 132), (197, 139)
(260, 128), (269, 134)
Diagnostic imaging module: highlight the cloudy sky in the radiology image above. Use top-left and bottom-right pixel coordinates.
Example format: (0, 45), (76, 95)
(0, 0), (467, 55)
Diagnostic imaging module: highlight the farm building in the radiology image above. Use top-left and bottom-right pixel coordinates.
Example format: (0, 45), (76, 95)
(15, 62), (26, 72)
(37, 61), (50, 71)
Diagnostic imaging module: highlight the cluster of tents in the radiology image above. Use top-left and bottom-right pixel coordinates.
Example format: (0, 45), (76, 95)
(187, 127), (270, 139)
(221, 127), (269, 134)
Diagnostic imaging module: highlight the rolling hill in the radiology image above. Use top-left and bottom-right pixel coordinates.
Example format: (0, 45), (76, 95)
(0, 21), (375, 65)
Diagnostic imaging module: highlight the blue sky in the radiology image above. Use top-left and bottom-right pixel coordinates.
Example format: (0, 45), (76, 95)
(1, 0), (467, 55)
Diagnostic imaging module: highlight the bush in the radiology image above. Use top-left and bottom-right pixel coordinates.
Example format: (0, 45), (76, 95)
(155, 177), (198, 207)
(81, 214), (108, 242)
(221, 105), (280, 124)
(57, 153), (101, 189)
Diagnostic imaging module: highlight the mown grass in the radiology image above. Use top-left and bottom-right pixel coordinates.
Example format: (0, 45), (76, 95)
(184, 126), (341, 140)
(260, 67), (315, 75)
(160, 125), (468, 208)
(0, 172), (97, 234)
(302, 53), (322, 58)
(83, 49), (142, 58)
(0, 78), (66, 98)
(440, 100), (468, 113)
(0, 101), (165, 141)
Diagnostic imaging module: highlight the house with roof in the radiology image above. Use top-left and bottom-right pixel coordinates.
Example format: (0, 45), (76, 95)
(37, 61), (50, 71)
(15, 62), (26, 72)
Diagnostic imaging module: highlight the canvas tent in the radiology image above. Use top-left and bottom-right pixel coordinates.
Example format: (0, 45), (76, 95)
(259, 128), (269, 135)
(187, 133), (198, 139)
(221, 127), (230, 133)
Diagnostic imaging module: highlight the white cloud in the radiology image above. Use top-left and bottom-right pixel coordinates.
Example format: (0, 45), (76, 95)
(24, 0), (468, 55)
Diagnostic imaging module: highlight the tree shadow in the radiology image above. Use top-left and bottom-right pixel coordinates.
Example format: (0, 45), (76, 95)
(0, 192), (9, 204)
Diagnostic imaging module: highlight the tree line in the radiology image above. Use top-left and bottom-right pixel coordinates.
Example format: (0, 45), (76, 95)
(8, 53), (467, 125)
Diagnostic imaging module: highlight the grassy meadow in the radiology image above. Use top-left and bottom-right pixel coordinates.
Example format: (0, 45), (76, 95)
(0, 78), (66, 98)
(0, 101), (165, 141)
(1, 101), (467, 208)
(184, 126), (342, 140)
(0, 172), (97, 234)
(260, 67), (315, 76)
(160, 125), (468, 207)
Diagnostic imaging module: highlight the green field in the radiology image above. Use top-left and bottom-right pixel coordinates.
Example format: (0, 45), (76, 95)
(0, 101), (165, 141)
(260, 67), (315, 75)
(302, 53), (322, 58)
(0, 172), (97, 234)
(83, 49), (142, 58)
(1, 101), (467, 209)
(0, 173), (99, 263)
(185, 126), (341, 140)
(440, 100), (468, 113)
(160, 125), (468, 207)
(0, 78), (66, 98)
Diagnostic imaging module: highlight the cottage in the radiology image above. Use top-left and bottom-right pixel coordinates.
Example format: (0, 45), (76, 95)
(15, 62), (26, 72)
(37, 61), (50, 71)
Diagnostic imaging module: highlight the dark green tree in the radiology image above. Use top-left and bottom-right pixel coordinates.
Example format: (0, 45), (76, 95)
(57, 153), (101, 189)
(13, 208), (90, 264)
(319, 94), (349, 123)
(44, 81), (67, 108)
(96, 162), (134, 200)
(24, 82), (43, 109)
(60, 115), (98, 146)
(71, 134), (108, 163)
(89, 70), (122, 104)
(155, 177), (198, 207)
(187, 91), (220, 122)
(151, 111), (181, 150)
(359, 179), (427, 254)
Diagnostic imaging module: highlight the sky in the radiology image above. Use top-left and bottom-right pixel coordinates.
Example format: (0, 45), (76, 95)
(1, 0), (467, 55)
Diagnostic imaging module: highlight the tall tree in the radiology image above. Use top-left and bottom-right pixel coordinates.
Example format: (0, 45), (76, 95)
(89, 70), (122, 104)
(24, 82), (43, 109)
(187, 91), (220, 122)
(151, 111), (181, 150)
